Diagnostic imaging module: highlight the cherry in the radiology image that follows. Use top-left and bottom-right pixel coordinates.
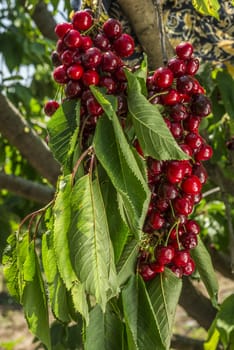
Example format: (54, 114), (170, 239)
(86, 97), (103, 116)
(167, 57), (186, 77)
(176, 75), (194, 94)
(65, 80), (82, 98)
(159, 182), (179, 200)
(170, 103), (188, 121)
(186, 57), (200, 75)
(170, 122), (183, 139)
(101, 51), (120, 72)
(180, 144), (193, 157)
(134, 139), (144, 157)
(183, 116), (201, 132)
(155, 198), (169, 212)
(61, 49), (74, 66)
(81, 35), (93, 50)
(82, 47), (102, 68)
(103, 18), (122, 39)
(72, 10), (93, 31)
(64, 29), (83, 48)
(155, 246), (175, 265)
(176, 42), (194, 60)
(191, 94), (212, 117)
(181, 175), (202, 195)
(148, 159), (163, 175)
(114, 65), (127, 82)
(153, 67), (174, 89)
(185, 132), (203, 150)
(139, 264), (156, 281)
(182, 257), (195, 275)
(67, 64), (84, 80)
(161, 89), (180, 105)
(173, 196), (193, 216)
(185, 220), (200, 235)
(51, 51), (62, 67)
(181, 232), (198, 249)
(93, 33), (111, 51)
(149, 211), (165, 230)
(150, 263), (165, 274)
(113, 33), (135, 58)
(99, 76), (116, 94)
(166, 161), (186, 184)
(195, 144), (213, 161)
(56, 39), (67, 55)
(55, 22), (73, 38)
(53, 65), (68, 84)
(117, 95), (128, 115)
(82, 70), (100, 86)
(173, 249), (190, 267)
(44, 100), (60, 116)
(192, 163), (208, 184)
(170, 265), (183, 278)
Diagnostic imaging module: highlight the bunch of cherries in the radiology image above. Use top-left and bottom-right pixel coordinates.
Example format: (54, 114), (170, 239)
(44, 10), (213, 281)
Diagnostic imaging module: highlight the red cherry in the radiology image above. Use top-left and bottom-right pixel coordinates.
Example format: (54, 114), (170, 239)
(173, 249), (190, 267)
(191, 94), (212, 117)
(166, 161), (186, 184)
(186, 57), (199, 75)
(51, 51), (61, 67)
(192, 163), (208, 184)
(170, 122), (183, 139)
(67, 64), (84, 80)
(65, 80), (82, 98)
(180, 144), (193, 157)
(81, 35), (93, 50)
(101, 51), (120, 72)
(93, 33), (111, 51)
(170, 103), (188, 121)
(56, 39), (67, 55)
(150, 263), (165, 274)
(149, 211), (165, 230)
(61, 49), (74, 66)
(173, 196), (193, 216)
(139, 264), (157, 281)
(153, 67), (174, 89)
(176, 42), (194, 60)
(181, 232), (198, 249)
(103, 18), (122, 39)
(72, 10), (93, 31)
(99, 76), (117, 94)
(159, 182), (179, 200)
(182, 257), (195, 276)
(181, 175), (202, 195)
(82, 47), (102, 68)
(185, 132), (203, 150)
(55, 22), (73, 38)
(195, 144), (213, 161)
(167, 57), (186, 77)
(86, 97), (103, 116)
(44, 100), (60, 116)
(170, 265), (183, 278)
(155, 198), (169, 212)
(53, 65), (68, 84)
(161, 89), (180, 105)
(82, 70), (100, 86)
(113, 33), (135, 58)
(183, 116), (201, 133)
(176, 75), (194, 94)
(114, 65), (127, 82)
(64, 29), (83, 48)
(155, 246), (175, 265)
(185, 220), (200, 235)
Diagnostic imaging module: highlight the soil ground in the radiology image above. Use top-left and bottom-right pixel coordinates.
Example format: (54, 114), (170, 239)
(0, 268), (233, 350)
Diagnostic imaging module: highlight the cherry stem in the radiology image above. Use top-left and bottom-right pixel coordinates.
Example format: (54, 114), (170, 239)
(154, 0), (168, 65)
(71, 145), (93, 185)
(148, 90), (167, 102)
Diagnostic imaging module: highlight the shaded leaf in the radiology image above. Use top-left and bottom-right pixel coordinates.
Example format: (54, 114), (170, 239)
(22, 242), (51, 350)
(117, 238), (139, 286)
(85, 304), (123, 350)
(42, 231), (70, 323)
(191, 237), (219, 307)
(216, 70), (234, 120)
(53, 175), (77, 290)
(147, 268), (183, 349)
(122, 275), (165, 350)
(68, 174), (118, 310)
(126, 70), (189, 161)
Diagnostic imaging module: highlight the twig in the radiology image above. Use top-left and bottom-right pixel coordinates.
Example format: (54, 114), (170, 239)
(202, 186), (220, 198)
(154, 0), (168, 64)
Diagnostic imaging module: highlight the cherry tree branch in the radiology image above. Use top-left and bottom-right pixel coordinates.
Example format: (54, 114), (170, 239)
(0, 172), (54, 204)
(0, 93), (61, 185)
(117, 0), (173, 70)
(31, 1), (57, 41)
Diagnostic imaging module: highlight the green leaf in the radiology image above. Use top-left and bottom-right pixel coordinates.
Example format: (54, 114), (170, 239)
(191, 237), (219, 307)
(192, 0), (220, 19)
(42, 231), (71, 323)
(93, 113), (150, 232)
(100, 175), (131, 263)
(85, 304), (123, 350)
(147, 268), (183, 349)
(216, 70), (234, 120)
(126, 70), (188, 161)
(53, 175), (77, 290)
(117, 238), (139, 286)
(22, 242), (51, 350)
(71, 282), (89, 324)
(68, 174), (119, 310)
(47, 100), (78, 169)
(122, 275), (165, 350)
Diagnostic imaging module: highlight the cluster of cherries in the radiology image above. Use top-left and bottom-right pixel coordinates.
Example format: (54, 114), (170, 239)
(138, 42), (213, 280)
(44, 10), (213, 280)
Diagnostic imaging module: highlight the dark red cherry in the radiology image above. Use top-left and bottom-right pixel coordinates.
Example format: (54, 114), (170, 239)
(64, 29), (83, 48)
(185, 220), (200, 235)
(61, 49), (74, 66)
(81, 35), (93, 50)
(182, 257), (195, 275)
(103, 18), (122, 39)
(170, 103), (188, 121)
(167, 57), (186, 77)
(72, 10), (93, 31)
(113, 33), (135, 58)
(65, 80), (82, 98)
(53, 65), (68, 84)
(67, 64), (84, 80)
(155, 246), (175, 265)
(93, 33), (111, 51)
(82, 47), (102, 68)
(55, 22), (73, 38)
(161, 89), (180, 105)
(101, 51), (120, 72)
(99, 76), (116, 94)
(44, 100), (59, 116)
(82, 70), (100, 86)
(176, 42), (194, 60)
(191, 94), (212, 117)
(195, 144), (213, 161)
(153, 67), (174, 89)
(192, 163), (207, 184)
(181, 175), (202, 195)
(181, 233), (198, 249)
(86, 97), (103, 116)
(173, 249), (190, 267)
(186, 57), (200, 75)
(176, 75), (194, 94)
(173, 196), (193, 216)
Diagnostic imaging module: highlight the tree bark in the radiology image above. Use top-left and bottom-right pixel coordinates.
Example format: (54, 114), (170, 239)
(0, 172), (54, 204)
(179, 278), (217, 330)
(117, 0), (173, 70)
(0, 93), (61, 185)
(31, 0), (57, 41)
